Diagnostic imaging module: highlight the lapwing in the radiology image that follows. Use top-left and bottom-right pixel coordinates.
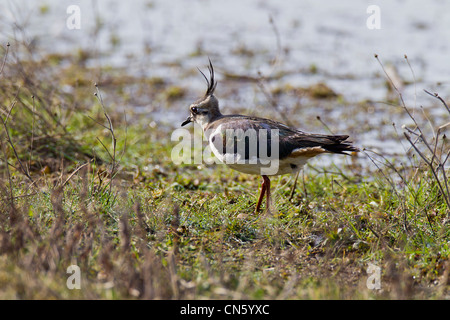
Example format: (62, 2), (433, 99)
(182, 60), (358, 213)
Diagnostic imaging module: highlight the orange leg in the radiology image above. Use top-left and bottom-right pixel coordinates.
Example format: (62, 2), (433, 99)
(265, 175), (271, 211)
(255, 175), (271, 213)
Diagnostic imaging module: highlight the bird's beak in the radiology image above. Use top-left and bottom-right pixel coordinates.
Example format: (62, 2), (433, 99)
(181, 115), (193, 127)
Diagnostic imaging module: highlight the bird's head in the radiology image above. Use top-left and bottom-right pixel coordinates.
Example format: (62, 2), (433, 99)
(181, 59), (221, 129)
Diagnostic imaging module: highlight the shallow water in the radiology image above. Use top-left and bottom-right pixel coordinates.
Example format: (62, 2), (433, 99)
(3, 1), (450, 94)
(1, 0), (449, 163)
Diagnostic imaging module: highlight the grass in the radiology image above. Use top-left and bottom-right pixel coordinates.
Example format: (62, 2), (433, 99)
(0, 40), (449, 300)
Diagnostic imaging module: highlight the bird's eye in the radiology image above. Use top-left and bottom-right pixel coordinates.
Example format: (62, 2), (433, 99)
(191, 107), (198, 114)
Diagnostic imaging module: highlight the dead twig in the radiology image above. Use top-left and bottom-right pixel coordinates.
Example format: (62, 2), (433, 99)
(404, 132), (449, 210)
(376, 54), (450, 219)
(424, 89), (450, 115)
(93, 84), (118, 203)
(0, 42), (10, 77)
(61, 161), (91, 188)
(0, 111), (34, 184)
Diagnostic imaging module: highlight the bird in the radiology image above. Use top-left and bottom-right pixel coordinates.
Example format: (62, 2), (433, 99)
(181, 60), (358, 213)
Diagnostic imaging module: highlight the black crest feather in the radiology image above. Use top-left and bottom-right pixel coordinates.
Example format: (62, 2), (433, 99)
(198, 58), (217, 97)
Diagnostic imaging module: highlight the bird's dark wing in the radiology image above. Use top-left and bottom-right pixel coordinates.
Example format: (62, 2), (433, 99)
(206, 115), (358, 160)
(280, 132), (359, 158)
